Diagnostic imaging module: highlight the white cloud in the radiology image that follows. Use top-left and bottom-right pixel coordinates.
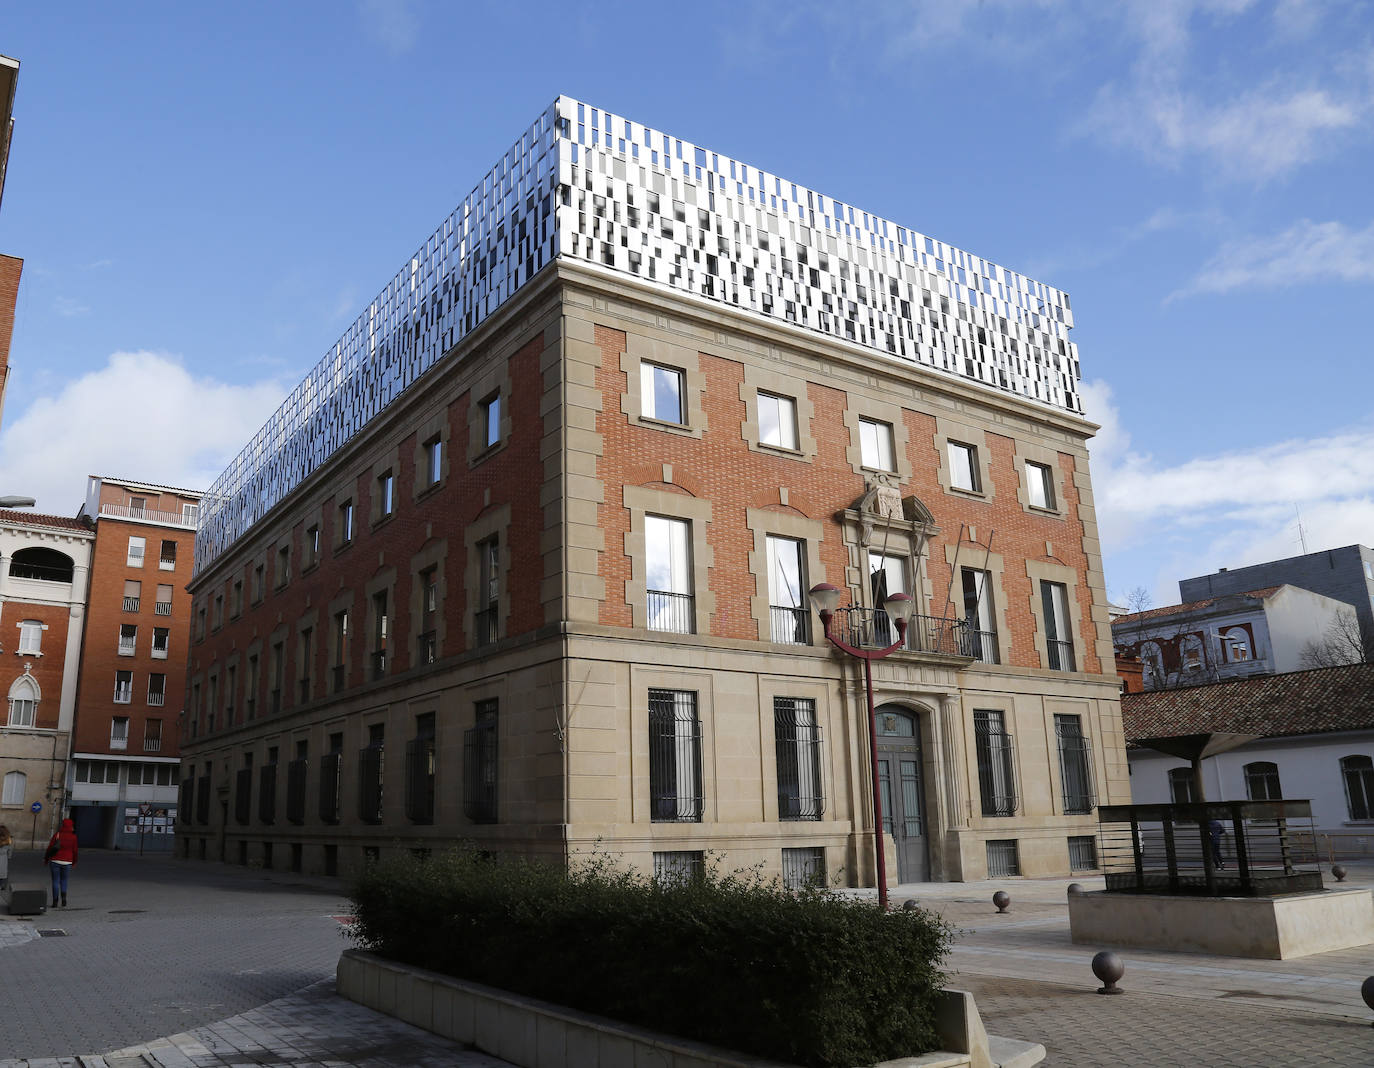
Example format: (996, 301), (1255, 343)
(1173, 218), (1374, 298)
(356, 0), (419, 56)
(52, 296), (90, 318)
(0, 351), (287, 515)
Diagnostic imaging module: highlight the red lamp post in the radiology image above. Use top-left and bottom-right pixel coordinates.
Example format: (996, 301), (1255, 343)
(808, 582), (913, 911)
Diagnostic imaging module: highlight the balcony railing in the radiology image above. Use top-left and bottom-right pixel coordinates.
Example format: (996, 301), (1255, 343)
(371, 650), (387, 681)
(147, 691), (165, 707)
(100, 502), (197, 529)
(155, 600), (172, 616)
(829, 608), (974, 658)
(110, 733), (129, 750)
(7, 561), (74, 582)
(118, 639), (136, 656)
(113, 687), (133, 704)
(418, 630), (437, 664)
(127, 549), (145, 567)
(475, 605), (498, 646)
(151, 645), (168, 659)
(770, 605), (809, 645)
(1047, 638), (1076, 672)
(123, 597), (141, 612)
(647, 589), (694, 634)
(159, 555), (177, 570)
(143, 737), (162, 752)
(969, 629), (1000, 664)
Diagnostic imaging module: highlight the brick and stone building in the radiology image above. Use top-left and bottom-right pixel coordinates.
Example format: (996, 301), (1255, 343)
(0, 508), (92, 847)
(66, 476), (200, 848)
(181, 98), (1127, 884)
(0, 53), (22, 429)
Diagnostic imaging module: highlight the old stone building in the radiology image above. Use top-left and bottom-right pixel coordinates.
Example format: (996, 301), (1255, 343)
(180, 97), (1127, 885)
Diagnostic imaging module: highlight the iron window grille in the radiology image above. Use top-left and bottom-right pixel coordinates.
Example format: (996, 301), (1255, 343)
(1244, 761), (1283, 802)
(774, 696), (824, 820)
(986, 839), (1020, 878)
(649, 689), (702, 822)
(974, 711), (1018, 817)
(652, 850), (704, 885)
(1055, 714), (1095, 815)
(781, 846), (826, 890)
(463, 703), (498, 823)
(258, 763), (278, 824)
(195, 777), (210, 825)
(1068, 835), (1098, 871)
(285, 758), (307, 825)
(234, 768), (252, 825)
(405, 737), (436, 825)
(358, 745), (384, 824)
(318, 752), (342, 824)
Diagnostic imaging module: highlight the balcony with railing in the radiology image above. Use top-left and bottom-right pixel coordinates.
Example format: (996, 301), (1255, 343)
(147, 690), (165, 707)
(1047, 638), (1076, 672)
(770, 604), (809, 645)
(143, 736), (162, 752)
(118, 637), (137, 656)
(647, 589), (694, 634)
(828, 607), (974, 658)
(154, 599), (172, 615)
(113, 686), (133, 704)
(969, 629), (1000, 664)
(123, 596), (141, 612)
(100, 502), (198, 529)
(7, 560), (74, 583)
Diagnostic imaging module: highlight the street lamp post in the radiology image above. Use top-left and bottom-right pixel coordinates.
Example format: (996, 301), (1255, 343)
(808, 582), (914, 911)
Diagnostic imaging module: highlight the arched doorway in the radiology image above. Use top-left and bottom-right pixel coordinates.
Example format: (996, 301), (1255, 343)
(875, 705), (929, 883)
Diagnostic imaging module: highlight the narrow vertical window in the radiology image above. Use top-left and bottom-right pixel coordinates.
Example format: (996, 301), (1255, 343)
(1026, 461), (1055, 509)
(1055, 714), (1094, 815)
(114, 670), (133, 704)
(339, 501), (354, 545)
(766, 535), (807, 644)
(127, 536), (146, 567)
(481, 394), (501, 448)
(378, 471), (395, 517)
(948, 442), (981, 492)
(1040, 581), (1075, 671)
(961, 568), (998, 663)
(464, 699), (498, 823)
(648, 689), (701, 822)
(774, 697), (823, 819)
(1341, 756), (1373, 820)
(758, 392), (798, 449)
(1169, 767), (1197, 804)
(372, 591), (389, 679)
(867, 551), (907, 646)
(974, 710), (1016, 816)
(1244, 761), (1282, 801)
(18, 620), (42, 654)
(645, 516), (693, 633)
(419, 567), (438, 663)
(425, 436), (443, 486)
(858, 418), (894, 471)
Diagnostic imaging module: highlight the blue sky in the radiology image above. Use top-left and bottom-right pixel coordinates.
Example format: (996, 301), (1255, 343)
(2, 1), (1372, 607)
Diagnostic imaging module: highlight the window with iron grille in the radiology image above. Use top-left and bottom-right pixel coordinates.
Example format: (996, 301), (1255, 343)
(1068, 835), (1098, 871)
(234, 765), (252, 825)
(1055, 714), (1094, 815)
(649, 689), (701, 822)
(258, 760), (278, 824)
(405, 714), (436, 825)
(1342, 755), (1374, 821)
(463, 700), (498, 823)
(974, 711), (1017, 817)
(774, 697), (823, 820)
(358, 725), (384, 824)
(652, 850), (704, 885)
(286, 756), (307, 825)
(318, 748), (342, 824)
(782, 846), (826, 890)
(986, 839), (1020, 877)
(1244, 761), (1282, 801)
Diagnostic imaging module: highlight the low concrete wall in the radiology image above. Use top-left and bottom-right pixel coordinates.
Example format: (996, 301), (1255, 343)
(337, 949), (1042, 1068)
(1069, 888), (1374, 959)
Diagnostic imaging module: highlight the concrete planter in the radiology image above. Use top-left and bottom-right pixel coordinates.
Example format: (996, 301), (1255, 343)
(337, 949), (1044, 1068)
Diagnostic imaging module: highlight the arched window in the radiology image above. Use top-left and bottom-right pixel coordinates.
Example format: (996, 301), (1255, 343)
(1, 770), (25, 805)
(1341, 756), (1374, 821)
(1244, 761), (1282, 801)
(1169, 766), (1196, 804)
(8, 547), (75, 583)
(1220, 627), (1251, 662)
(6, 674), (39, 727)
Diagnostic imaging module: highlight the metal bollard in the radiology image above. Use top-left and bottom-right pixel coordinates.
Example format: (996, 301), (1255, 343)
(1092, 950), (1125, 995)
(993, 890), (1010, 914)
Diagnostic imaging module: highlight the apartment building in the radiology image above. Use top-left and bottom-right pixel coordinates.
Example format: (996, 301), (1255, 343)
(66, 476), (200, 849)
(180, 97), (1127, 886)
(0, 508), (92, 847)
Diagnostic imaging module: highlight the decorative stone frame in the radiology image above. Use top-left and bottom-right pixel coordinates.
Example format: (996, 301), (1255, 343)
(739, 364), (817, 462)
(363, 566), (398, 677)
(622, 484), (715, 634)
(1013, 439), (1066, 519)
(754, 675), (834, 823)
(409, 538), (449, 668)
(466, 359), (513, 465)
(1025, 559), (1086, 674)
(412, 409), (452, 501)
(629, 664), (717, 826)
(838, 488), (938, 617)
(744, 507), (826, 644)
(843, 396), (913, 483)
(463, 504), (511, 647)
(943, 542), (1013, 663)
(327, 588), (356, 691)
(369, 444), (402, 529)
(619, 333), (708, 439)
(934, 415), (995, 501)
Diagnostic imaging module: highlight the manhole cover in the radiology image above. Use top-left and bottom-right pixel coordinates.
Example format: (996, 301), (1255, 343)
(108, 909), (146, 914)
(37, 929), (66, 937)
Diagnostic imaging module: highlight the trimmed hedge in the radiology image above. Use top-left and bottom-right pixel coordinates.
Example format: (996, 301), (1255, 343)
(349, 850), (952, 1067)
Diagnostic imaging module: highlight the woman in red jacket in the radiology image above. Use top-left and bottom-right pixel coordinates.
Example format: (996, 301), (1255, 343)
(45, 817), (78, 908)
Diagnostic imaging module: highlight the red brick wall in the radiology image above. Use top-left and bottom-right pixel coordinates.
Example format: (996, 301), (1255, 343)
(1, 599), (71, 729)
(0, 253), (22, 431)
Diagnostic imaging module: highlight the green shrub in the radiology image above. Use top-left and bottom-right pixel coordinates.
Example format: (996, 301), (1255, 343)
(349, 849), (952, 1067)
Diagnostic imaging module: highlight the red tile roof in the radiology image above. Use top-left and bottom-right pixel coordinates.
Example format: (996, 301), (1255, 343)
(1113, 586), (1283, 626)
(0, 509), (92, 533)
(1121, 662), (1374, 743)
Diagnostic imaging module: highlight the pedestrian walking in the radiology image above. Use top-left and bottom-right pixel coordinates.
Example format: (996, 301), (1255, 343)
(1208, 818), (1226, 869)
(44, 817), (78, 908)
(0, 823), (11, 890)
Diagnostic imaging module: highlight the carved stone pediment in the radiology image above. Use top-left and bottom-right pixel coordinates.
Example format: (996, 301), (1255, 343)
(845, 480), (939, 548)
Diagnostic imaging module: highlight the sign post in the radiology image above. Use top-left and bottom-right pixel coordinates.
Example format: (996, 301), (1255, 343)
(29, 801), (41, 850)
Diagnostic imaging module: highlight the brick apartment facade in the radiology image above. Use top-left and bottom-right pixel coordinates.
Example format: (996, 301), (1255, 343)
(180, 98), (1127, 885)
(0, 509), (93, 848)
(66, 476), (200, 849)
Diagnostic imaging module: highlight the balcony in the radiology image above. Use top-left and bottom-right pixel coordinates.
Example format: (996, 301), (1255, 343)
(122, 597), (141, 612)
(647, 590), (694, 634)
(113, 687), (133, 704)
(100, 502), (198, 529)
(770, 604), (809, 645)
(126, 550), (145, 567)
(151, 644), (169, 660)
(7, 560), (73, 583)
(1047, 638), (1076, 672)
(118, 639), (136, 656)
(969, 630), (1000, 665)
(159, 553), (177, 571)
(143, 737), (162, 753)
(154, 600), (172, 616)
(829, 608), (975, 658)
(147, 691), (165, 707)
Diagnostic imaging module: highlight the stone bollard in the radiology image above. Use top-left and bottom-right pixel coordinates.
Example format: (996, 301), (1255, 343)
(1066, 882), (1084, 897)
(1362, 976), (1374, 1027)
(1332, 864), (1347, 882)
(993, 890), (1010, 914)
(1092, 951), (1125, 995)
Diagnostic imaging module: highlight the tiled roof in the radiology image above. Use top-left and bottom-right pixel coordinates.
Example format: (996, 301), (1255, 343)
(1112, 586), (1283, 626)
(0, 509), (93, 533)
(1121, 662), (1374, 743)
(90, 475), (204, 496)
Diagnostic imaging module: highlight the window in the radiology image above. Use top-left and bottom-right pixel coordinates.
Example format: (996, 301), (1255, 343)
(775, 697), (823, 820)
(1040, 581), (1075, 671)
(464, 699), (498, 823)
(1026, 461), (1055, 509)
(159, 540), (177, 570)
(276, 545), (290, 587)
(144, 716), (163, 752)
(961, 568), (998, 663)
(146, 673), (166, 708)
(424, 436), (443, 486)
(231, 580), (243, 617)
(648, 689), (702, 822)
(245, 655), (258, 720)
(867, 551), (908, 646)
(476, 538), (499, 646)
(338, 500), (354, 546)
(405, 713), (436, 825)
(333, 609), (350, 692)
(124, 580), (142, 612)
(129, 495), (146, 514)
(766, 535), (807, 644)
(225, 664), (237, 724)
(781, 847), (826, 890)
(948, 441), (981, 492)
(151, 627), (170, 659)
(252, 564), (265, 602)
(1169, 767), (1197, 804)
(1055, 714), (1094, 814)
(480, 394), (501, 449)
(271, 641), (285, 714)
(212, 594), (223, 629)
(1342, 756), (1374, 820)
(1221, 627), (1252, 662)
(378, 471), (395, 518)
(986, 839), (1020, 877)
(286, 741), (308, 825)
(127, 536), (146, 567)
(1068, 836), (1098, 871)
(155, 583), (173, 616)
(645, 516), (693, 633)
(319, 733), (343, 825)
(974, 710), (1017, 816)
(2, 770), (26, 805)
(298, 626), (313, 701)
(7, 675), (38, 727)
(110, 716), (130, 749)
(418, 567), (438, 664)
(306, 525), (320, 567)
(259, 747), (279, 824)
(372, 591), (389, 679)
(358, 723), (385, 824)
(640, 362), (685, 424)
(858, 418), (894, 471)
(18, 620), (42, 655)
(653, 850), (704, 885)
(758, 392), (798, 450)
(1180, 635), (1204, 673)
(114, 670), (133, 704)
(182, 502), (199, 524)
(1244, 761), (1282, 801)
